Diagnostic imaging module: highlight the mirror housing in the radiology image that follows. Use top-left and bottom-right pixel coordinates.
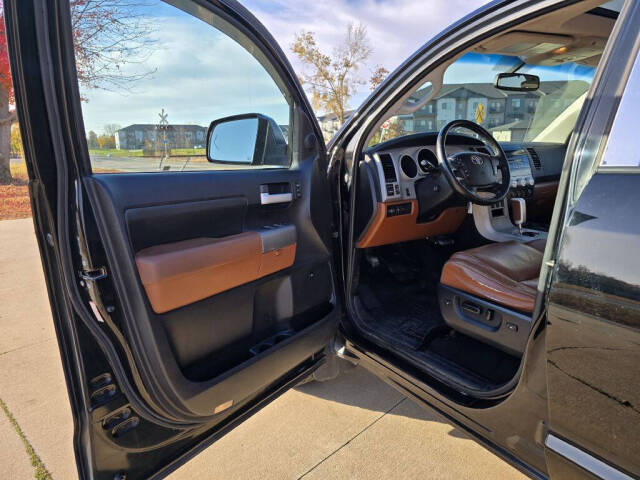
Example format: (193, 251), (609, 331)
(494, 73), (540, 91)
(206, 113), (288, 166)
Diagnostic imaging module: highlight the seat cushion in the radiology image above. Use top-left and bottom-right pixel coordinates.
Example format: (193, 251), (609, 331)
(440, 240), (545, 313)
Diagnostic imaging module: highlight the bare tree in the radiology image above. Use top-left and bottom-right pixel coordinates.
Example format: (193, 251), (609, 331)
(103, 123), (122, 136)
(291, 23), (372, 125)
(0, 0), (156, 184)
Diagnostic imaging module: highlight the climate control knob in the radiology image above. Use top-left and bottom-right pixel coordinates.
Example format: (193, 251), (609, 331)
(527, 177), (534, 186)
(518, 178), (526, 187)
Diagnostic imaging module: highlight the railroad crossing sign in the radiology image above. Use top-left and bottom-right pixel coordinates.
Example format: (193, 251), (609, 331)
(158, 108), (169, 127)
(474, 103), (485, 124)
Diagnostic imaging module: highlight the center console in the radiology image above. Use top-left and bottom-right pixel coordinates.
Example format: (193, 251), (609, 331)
(473, 149), (546, 243)
(506, 150), (535, 200)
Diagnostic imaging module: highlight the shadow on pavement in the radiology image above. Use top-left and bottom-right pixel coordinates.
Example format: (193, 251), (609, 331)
(294, 366), (468, 439)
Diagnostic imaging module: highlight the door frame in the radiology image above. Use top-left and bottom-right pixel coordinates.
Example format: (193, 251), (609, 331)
(5, 0), (337, 477)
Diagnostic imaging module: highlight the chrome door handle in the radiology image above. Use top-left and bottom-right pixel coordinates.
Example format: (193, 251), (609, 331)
(260, 192), (292, 205)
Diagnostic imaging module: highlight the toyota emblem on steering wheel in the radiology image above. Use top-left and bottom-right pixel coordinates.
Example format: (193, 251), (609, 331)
(471, 155), (483, 166)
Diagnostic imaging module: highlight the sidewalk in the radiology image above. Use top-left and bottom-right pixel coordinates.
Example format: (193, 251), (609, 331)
(0, 218), (526, 479)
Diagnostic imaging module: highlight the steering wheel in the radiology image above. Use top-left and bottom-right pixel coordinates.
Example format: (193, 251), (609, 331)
(436, 120), (510, 206)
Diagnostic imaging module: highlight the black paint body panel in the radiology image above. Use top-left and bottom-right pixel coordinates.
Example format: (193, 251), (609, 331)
(547, 173), (640, 478)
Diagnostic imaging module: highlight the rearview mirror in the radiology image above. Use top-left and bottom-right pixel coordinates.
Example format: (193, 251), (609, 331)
(494, 73), (540, 92)
(207, 113), (288, 166)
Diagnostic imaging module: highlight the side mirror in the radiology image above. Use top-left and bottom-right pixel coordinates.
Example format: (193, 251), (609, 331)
(494, 73), (540, 92)
(206, 113), (288, 166)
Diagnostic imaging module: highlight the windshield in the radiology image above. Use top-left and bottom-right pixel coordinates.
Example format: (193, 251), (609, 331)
(370, 52), (596, 146)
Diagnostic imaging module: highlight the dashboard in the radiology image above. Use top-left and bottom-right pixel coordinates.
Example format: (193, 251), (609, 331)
(354, 132), (565, 248)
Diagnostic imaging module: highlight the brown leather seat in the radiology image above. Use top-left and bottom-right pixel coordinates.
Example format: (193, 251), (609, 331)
(440, 239), (546, 313)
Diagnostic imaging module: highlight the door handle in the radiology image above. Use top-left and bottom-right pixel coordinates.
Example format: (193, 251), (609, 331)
(260, 192), (292, 205)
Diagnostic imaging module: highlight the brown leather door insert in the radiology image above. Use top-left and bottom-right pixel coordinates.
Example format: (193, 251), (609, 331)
(136, 232), (296, 313)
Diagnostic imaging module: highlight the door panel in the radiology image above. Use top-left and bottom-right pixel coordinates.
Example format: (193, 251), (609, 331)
(83, 166), (336, 416)
(4, 0), (338, 477)
(546, 173), (640, 479)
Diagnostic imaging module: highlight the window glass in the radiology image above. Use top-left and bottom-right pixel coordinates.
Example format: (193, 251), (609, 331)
(370, 52), (595, 146)
(598, 47), (640, 168)
(70, 0), (292, 173)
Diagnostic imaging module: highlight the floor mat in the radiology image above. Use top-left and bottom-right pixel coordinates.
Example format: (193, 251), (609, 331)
(357, 282), (443, 350)
(426, 330), (520, 385)
(356, 243), (520, 388)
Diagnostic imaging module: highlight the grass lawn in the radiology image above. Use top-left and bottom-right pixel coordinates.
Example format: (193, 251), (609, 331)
(89, 148), (144, 157)
(88, 148), (206, 157)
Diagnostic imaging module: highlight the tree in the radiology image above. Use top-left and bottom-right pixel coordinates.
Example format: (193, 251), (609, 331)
(369, 65), (389, 91)
(97, 134), (115, 150)
(9, 121), (20, 156)
(103, 123), (121, 137)
(87, 130), (99, 149)
(291, 23), (373, 125)
(0, 0), (155, 184)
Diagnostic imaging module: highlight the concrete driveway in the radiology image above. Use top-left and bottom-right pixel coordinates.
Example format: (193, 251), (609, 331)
(0, 217), (527, 479)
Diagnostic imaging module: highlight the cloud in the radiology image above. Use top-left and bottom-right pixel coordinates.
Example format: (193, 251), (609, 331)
(242, 0), (488, 107)
(79, 0), (488, 134)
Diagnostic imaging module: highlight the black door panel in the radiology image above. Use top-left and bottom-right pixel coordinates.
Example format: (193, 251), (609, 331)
(4, 0), (339, 475)
(125, 196), (248, 252)
(547, 173), (640, 478)
(83, 163), (336, 417)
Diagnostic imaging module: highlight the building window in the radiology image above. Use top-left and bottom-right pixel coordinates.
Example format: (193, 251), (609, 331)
(428, 104), (433, 113)
(512, 98), (521, 109)
(441, 103), (448, 110)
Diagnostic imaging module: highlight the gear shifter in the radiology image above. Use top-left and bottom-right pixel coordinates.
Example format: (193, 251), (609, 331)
(510, 198), (526, 235)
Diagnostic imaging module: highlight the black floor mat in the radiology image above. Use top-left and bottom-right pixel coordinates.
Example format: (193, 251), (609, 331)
(356, 242), (520, 389)
(357, 282), (443, 350)
(426, 330), (520, 385)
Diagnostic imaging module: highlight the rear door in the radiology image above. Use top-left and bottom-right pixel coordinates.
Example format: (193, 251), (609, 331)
(5, 0), (339, 478)
(544, 3), (640, 479)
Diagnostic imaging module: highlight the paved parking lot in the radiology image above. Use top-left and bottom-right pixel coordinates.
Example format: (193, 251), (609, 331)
(0, 217), (527, 479)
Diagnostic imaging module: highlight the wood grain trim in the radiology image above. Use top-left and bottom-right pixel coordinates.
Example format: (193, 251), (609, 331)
(136, 233), (296, 313)
(356, 200), (467, 248)
(533, 180), (559, 200)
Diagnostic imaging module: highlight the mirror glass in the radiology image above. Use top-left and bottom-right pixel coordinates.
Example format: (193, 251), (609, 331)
(495, 73), (540, 91)
(208, 117), (259, 164)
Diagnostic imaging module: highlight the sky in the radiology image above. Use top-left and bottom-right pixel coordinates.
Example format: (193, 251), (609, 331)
(79, 0), (489, 135)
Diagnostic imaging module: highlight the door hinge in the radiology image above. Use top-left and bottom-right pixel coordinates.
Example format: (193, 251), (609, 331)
(79, 266), (107, 282)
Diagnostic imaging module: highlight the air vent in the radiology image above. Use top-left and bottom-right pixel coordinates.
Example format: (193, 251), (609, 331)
(526, 148), (541, 170)
(379, 154), (397, 182)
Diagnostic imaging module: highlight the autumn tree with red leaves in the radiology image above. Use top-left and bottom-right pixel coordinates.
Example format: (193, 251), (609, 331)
(0, 0), (155, 184)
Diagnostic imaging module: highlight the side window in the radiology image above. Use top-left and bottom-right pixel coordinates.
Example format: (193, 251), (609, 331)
(598, 48), (640, 169)
(70, 0), (293, 173)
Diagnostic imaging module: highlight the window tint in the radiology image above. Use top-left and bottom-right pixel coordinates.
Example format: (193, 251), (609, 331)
(369, 52), (595, 147)
(70, 0), (292, 173)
